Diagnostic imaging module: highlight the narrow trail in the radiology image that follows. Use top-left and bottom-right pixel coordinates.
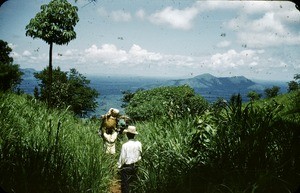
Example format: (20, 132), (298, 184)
(109, 178), (121, 193)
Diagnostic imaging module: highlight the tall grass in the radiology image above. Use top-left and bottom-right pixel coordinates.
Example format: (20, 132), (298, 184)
(0, 93), (115, 193)
(131, 116), (198, 193)
(2, 91), (299, 193)
(131, 92), (300, 193)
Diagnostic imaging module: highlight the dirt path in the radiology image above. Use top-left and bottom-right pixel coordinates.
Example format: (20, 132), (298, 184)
(109, 178), (121, 193)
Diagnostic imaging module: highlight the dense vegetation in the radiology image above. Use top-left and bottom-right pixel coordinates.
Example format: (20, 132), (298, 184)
(124, 85), (209, 121)
(1, 0), (300, 190)
(1, 86), (299, 192)
(0, 40), (23, 92)
(25, 0), (79, 107)
(0, 93), (113, 193)
(132, 91), (300, 193)
(34, 67), (99, 117)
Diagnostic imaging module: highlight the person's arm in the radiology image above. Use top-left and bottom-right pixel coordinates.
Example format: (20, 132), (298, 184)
(103, 132), (110, 141)
(110, 131), (118, 142)
(117, 145), (125, 168)
(138, 142), (142, 161)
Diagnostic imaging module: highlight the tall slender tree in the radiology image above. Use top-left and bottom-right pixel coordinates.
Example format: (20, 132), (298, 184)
(25, 0), (79, 107)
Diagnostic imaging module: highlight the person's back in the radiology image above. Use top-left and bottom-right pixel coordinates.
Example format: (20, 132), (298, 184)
(117, 126), (142, 193)
(103, 129), (118, 154)
(118, 139), (141, 168)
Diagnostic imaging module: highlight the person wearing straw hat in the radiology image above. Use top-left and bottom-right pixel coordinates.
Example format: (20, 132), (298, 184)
(117, 125), (142, 193)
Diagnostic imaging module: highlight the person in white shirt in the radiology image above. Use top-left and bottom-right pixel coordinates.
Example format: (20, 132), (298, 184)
(103, 129), (118, 154)
(99, 108), (120, 154)
(117, 125), (142, 193)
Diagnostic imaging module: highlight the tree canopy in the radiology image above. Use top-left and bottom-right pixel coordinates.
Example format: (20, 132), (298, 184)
(0, 39), (23, 92)
(264, 86), (280, 98)
(34, 67), (99, 117)
(124, 85), (209, 121)
(25, 0), (79, 107)
(25, 0), (79, 46)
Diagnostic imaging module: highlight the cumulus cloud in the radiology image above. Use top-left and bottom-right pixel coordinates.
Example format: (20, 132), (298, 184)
(209, 49), (263, 69)
(136, 9), (146, 20)
(129, 44), (163, 64)
(227, 12), (300, 48)
(85, 44), (128, 64)
(149, 5), (199, 30)
(221, 1), (300, 48)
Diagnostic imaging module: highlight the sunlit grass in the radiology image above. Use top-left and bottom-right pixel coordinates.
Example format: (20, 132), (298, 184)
(1, 90), (299, 193)
(0, 93), (114, 193)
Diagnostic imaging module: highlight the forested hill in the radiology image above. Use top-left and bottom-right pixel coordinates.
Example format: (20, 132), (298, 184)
(162, 73), (263, 89)
(19, 68), (288, 104)
(143, 73), (286, 102)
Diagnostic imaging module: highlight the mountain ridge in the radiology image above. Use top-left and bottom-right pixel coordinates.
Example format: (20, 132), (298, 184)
(19, 68), (287, 104)
(145, 73), (265, 90)
(142, 73), (286, 102)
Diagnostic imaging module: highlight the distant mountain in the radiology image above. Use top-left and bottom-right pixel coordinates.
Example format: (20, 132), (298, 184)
(21, 68), (38, 80)
(142, 73), (283, 102)
(19, 69), (288, 113)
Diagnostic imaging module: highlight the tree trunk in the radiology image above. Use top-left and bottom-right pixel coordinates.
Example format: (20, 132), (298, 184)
(48, 42), (53, 107)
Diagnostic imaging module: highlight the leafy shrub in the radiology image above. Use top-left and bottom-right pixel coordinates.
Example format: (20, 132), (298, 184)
(125, 85), (209, 121)
(34, 67), (99, 117)
(0, 39), (23, 92)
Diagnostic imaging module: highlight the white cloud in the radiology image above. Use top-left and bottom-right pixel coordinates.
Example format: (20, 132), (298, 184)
(129, 44), (163, 64)
(222, 1), (300, 48)
(136, 9), (146, 20)
(149, 5), (199, 30)
(209, 49), (262, 69)
(111, 10), (131, 22)
(8, 43), (17, 49)
(85, 44), (128, 64)
(22, 50), (32, 57)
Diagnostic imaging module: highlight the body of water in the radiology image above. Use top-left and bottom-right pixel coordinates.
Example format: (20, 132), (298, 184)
(19, 74), (288, 117)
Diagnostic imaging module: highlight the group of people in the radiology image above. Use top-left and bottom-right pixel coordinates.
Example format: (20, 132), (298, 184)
(99, 108), (142, 193)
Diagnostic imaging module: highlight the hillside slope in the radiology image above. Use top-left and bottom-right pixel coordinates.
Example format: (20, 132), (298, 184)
(144, 73), (285, 102)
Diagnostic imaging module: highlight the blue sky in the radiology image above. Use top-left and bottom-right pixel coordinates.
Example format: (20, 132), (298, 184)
(0, 0), (299, 81)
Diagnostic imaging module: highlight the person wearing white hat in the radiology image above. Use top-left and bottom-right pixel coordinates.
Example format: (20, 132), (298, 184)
(117, 125), (142, 193)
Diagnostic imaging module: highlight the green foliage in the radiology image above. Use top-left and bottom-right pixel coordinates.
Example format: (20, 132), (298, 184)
(247, 90), (262, 101)
(188, 94), (300, 192)
(264, 86), (280, 98)
(25, 0), (79, 107)
(0, 93), (113, 193)
(0, 39), (23, 92)
(133, 117), (197, 193)
(288, 80), (299, 92)
(125, 85), (209, 121)
(288, 74), (300, 92)
(34, 67), (99, 116)
(25, 0), (79, 45)
(131, 92), (300, 193)
(121, 89), (143, 108)
(1, 79), (299, 193)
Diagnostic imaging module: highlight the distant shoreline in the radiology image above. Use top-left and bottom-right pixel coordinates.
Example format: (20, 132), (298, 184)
(19, 68), (289, 118)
